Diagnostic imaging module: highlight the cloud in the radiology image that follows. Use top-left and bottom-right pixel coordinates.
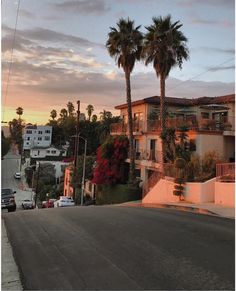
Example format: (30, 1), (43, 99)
(190, 17), (234, 27)
(20, 9), (35, 19)
(192, 47), (235, 55)
(206, 65), (235, 72)
(179, 0), (234, 9)
(2, 24), (104, 49)
(51, 0), (110, 15)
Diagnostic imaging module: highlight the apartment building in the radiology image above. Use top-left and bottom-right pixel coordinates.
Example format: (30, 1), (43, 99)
(111, 94), (235, 185)
(23, 124), (52, 150)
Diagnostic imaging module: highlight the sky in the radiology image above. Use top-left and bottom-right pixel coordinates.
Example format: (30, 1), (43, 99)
(1, 0), (235, 124)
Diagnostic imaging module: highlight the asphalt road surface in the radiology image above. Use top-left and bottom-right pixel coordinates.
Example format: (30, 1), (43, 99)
(1, 147), (33, 210)
(3, 205), (234, 290)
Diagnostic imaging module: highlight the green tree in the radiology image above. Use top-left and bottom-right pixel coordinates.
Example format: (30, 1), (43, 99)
(86, 104), (94, 121)
(106, 18), (143, 183)
(1, 130), (11, 158)
(67, 102), (75, 117)
(16, 107), (23, 120)
(142, 15), (189, 160)
(50, 109), (57, 120)
(91, 114), (97, 122)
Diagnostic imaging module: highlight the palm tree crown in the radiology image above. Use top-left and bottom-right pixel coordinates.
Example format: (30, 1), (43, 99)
(142, 15), (189, 78)
(106, 18), (143, 73)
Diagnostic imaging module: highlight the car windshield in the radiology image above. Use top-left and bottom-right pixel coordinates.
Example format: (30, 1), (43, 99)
(2, 189), (13, 196)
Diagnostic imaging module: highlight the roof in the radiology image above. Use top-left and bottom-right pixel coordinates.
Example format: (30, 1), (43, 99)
(115, 94), (235, 109)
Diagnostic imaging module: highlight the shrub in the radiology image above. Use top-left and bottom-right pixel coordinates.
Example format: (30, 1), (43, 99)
(96, 184), (141, 205)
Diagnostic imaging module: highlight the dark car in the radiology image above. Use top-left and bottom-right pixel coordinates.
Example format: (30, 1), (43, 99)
(1, 188), (17, 212)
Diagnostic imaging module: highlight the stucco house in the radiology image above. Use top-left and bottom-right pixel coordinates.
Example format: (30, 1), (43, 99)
(111, 94), (235, 206)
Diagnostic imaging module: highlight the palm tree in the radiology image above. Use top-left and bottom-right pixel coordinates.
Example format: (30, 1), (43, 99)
(50, 109), (57, 120)
(67, 102), (75, 117)
(99, 109), (112, 121)
(16, 107), (23, 120)
(86, 104), (94, 121)
(106, 18), (143, 183)
(142, 15), (189, 162)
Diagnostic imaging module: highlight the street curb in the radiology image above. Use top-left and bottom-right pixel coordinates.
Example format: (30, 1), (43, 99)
(120, 202), (235, 219)
(1, 218), (23, 290)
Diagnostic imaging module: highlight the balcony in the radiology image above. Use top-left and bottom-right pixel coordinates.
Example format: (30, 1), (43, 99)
(110, 120), (144, 135)
(128, 149), (162, 163)
(111, 117), (234, 135)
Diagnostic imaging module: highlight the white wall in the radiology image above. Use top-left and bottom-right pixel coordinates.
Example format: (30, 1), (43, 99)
(142, 178), (179, 204)
(215, 182), (235, 207)
(185, 178), (215, 203)
(196, 134), (224, 158)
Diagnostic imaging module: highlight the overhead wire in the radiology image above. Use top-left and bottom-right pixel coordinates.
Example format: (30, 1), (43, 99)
(2, 0), (21, 121)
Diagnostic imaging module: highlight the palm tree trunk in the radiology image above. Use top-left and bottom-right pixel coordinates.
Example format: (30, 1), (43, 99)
(160, 74), (166, 163)
(125, 69), (135, 183)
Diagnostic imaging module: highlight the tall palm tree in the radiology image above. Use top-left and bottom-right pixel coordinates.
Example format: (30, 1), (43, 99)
(106, 18), (143, 183)
(67, 102), (75, 117)
(142, 15), (189, 162)
(50, 109), (57, 120)
(16, 107), (23, 120)
(86, 104), (94, 121)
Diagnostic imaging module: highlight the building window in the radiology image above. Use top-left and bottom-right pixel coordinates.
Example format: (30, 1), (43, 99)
(38, 131), (43, 134)
(38, 137), (42, 141)
(26, 130), (32, 134)
(45, 130), (51, 134)
(26, 142), (29, 145)
(51, 150), (56, 154)
(38, 150), (40, 155)
(201, 112), (209, 119)
(45, 136), (50, 141)
(27, 137), (30, 141)
(46, 150), (50, 154)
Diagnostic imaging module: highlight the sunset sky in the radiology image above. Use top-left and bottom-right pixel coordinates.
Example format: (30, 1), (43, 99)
(1, 0), (235, 125)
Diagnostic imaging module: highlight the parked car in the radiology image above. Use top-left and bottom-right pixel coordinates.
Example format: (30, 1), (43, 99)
(54, 196), (75, 207)
(1, 188), (16, 212)
(47, 199), (57, 208)
(22, 199), (34, 210)
(42, 201), (47, 208)
(14, 172), (21, 179)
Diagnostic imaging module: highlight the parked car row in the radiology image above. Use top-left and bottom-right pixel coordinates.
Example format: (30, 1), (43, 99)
(41, 197), (75, 208)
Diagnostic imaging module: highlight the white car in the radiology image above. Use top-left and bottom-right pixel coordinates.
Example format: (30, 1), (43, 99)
(14, 172), (21, 179)
(54, 196), (75, 207)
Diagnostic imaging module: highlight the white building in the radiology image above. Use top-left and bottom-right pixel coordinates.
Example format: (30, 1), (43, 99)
(23, 125), (52, 150)
(30, 146), (67, 159)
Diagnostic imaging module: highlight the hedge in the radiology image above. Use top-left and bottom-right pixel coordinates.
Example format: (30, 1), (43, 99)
(96, 184), (142, 205)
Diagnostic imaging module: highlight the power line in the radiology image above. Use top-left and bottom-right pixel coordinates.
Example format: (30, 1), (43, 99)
(167, 57), (235, 94)
(3, 0), (21, 120)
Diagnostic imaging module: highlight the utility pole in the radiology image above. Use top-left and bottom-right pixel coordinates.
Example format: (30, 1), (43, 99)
(35, 163), (40, 208)
(73, 100), (80, 201)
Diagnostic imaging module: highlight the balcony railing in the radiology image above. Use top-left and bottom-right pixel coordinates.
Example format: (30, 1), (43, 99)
(216, 163), (235, 182)
(110, 120), (144, 134)
(131, 149), (162, 163)
(111, 116), (234, 134)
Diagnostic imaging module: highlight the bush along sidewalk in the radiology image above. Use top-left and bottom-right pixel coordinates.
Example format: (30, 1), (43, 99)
(173, 158), (186, 201)
(96, 184), (142, 205)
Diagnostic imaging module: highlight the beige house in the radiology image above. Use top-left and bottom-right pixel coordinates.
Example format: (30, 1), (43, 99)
(111, 94), (235, 188)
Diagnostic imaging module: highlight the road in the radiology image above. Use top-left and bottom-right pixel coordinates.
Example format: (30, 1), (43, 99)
(3, 206), (234, 290)
(1, 146), (33, 209)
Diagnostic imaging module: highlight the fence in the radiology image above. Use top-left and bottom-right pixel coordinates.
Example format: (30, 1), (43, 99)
(216, 163), (235, 182)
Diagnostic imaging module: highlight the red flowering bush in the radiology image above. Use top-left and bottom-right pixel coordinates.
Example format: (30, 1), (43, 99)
(92, 135), (129, 185)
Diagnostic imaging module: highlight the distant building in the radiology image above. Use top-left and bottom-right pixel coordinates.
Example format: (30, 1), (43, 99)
(23, 124), (52, 150)
(30, 146), (67, 159)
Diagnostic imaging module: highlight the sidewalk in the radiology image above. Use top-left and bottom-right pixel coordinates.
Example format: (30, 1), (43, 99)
(1, 219), (23, 290)
(121, 200), (235, 219)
